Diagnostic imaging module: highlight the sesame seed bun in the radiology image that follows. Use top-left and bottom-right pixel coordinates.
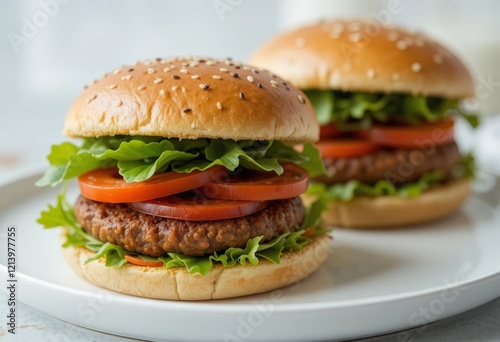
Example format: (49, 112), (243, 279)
(62, 234), (332, 300)
(302, 178), (471, 229)
(249, 20), (475, 99)
(64, 57), (319, 143)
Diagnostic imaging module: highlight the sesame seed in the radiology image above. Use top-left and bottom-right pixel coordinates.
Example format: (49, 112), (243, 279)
(396, 40), (408, 50)
(297, 95), (306, 104)
(219, 67), (229, 72)
(330, 31), (342, 39)
(116, 100), (123, 107)
(87, 94), (97, 103)
(183, 108), (192, 113)
(154, 78), (163, 84)
(433, 54), (443, 64)
(243, 66), (251, 71)
(191, 122), (196, 128)
(415, 38), (425, 47)
(191, 75), (200, 79)
(113, 69), (121, 75)
(387, 31), (399, 41)
(239, 92), (245, 100)
(172, 75), (180, 79)
(231, 72), (239, 78)
(171, 85), (179, 91)
(121, 75), (133, 81)
(367, 68), (376, 79)
(252, 69), (260, 74)
(270, 80), (279, 87)
(138, 84), (146, 91)
(295, 37), (306, 48)
(128, 68), (134, 72)
(216, 102), (222, 110)
(160, 89), (166, 96)
(257, 82), (263, 88)
(181, 87), (186, 93)
(212, 75), (222, 79)
(411, 62), (422, 72)
(206, 60), (215, 65)
(147, 68), (156, 74)
(348, 22), (361, 32)
(392, 73), (401, 81)
(163, 67), (171, 72)
(180, 68), (188, 74)
(108, 84), (117, 89)
(199, 84), (210, 90)
(247, 75), (254, 83)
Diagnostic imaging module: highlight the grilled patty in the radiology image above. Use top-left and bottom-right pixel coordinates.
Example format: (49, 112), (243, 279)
(316, 142), (460, 186)
(74, 196), (304, 257)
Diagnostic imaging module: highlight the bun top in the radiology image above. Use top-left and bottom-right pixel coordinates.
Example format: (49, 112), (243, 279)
(64, 57), (318, 142)
(249, 20), (475, 99)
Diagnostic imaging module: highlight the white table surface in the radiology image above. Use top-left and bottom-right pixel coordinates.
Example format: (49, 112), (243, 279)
(1, 293), (499, 341)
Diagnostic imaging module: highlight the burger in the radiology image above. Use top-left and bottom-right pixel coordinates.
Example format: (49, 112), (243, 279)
(36, 57), (330, 300)
(249, 20), (477, 228)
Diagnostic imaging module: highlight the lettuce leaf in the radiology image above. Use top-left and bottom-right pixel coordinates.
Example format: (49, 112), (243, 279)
(36, 137), (325, 187)
(37, 188), (328, 276)
(308, 155), (475, 203)
(308, 170), (445, 202)
(304, 89), (479, 128)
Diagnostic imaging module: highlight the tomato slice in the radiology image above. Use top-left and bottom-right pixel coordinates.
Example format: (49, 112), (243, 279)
(124, 255), (163, 267)
(201, 163), (309, 201)
(320, 123), (342, 140)
(128, 192), (268, 221)
(78, 166), (226, 203)
(315, 140), (380, 158)
(369, 119), (454, 148)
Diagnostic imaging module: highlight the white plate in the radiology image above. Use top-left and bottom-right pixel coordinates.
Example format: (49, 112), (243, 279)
(1, 173), (500, 342)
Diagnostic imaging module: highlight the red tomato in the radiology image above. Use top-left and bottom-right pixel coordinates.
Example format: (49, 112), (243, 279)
(320, 123), (342, 140)
(128, 192), (268, 221)
(201, 163), (309, 201)
(78, 166), (226, 203)
(315, 140), (380, 158)
(369, 119), (454, 148)
(124, 255), (163, 267)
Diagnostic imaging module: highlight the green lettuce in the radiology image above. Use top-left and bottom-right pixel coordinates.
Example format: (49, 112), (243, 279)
(37, 189), (328, 276)
(304, 90), (479, 129)
(36, 137), (325, 187)
(307, 155), (475, 202)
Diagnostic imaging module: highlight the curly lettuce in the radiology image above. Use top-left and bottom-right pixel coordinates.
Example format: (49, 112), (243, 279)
(304, 90), (479, 129)
(36, 137), (325, 187)
(37, 189), (328, 275)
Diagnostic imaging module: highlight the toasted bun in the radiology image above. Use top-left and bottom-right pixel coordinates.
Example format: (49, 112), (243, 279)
(64, 57), (318, 142)
(249, 20), (475, 99)
(62, 234), (332, 300)
(302, 178), (471, 229)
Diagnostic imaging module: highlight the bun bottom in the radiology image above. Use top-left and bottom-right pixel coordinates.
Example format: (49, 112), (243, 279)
(303, 178), (471, 229)
(62, 234), (332, 300)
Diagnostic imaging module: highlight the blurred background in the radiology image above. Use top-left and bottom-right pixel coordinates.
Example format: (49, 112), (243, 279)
(1, 0), (499, 183)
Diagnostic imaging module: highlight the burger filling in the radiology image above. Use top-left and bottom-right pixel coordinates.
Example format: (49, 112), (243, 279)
(37, 137), (327, 275)
(304, 89), (477, 202)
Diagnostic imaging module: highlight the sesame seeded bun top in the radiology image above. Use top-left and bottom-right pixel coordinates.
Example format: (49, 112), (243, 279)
(249, 20), (475, 99)
(64, 57), (319, 142)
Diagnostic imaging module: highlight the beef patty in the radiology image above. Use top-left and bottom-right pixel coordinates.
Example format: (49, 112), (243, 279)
(316, 142), (460, 186)
(74, 196), (304, 257)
